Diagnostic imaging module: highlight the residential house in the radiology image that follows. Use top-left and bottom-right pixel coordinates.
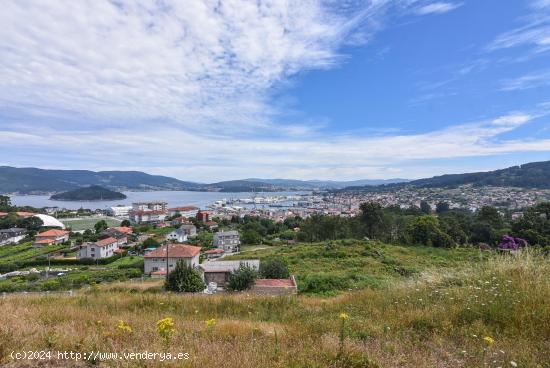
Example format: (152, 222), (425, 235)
(33, 229), (69, 247)
(196, 210), (210, 223)
(213, 230), (240, 253)
(204, 248), (224, 260)
(144, 244), (201, 275)
(165, 227), (188, 243)
(167, 206), (199, 218)
(180, 224), (197, 237)
(198, 260), (260, 288)
(0, 212), (8, 218)
(0, 228), (27, 246)
(77, 237), (121, 259)
(101, 226), (132, 246)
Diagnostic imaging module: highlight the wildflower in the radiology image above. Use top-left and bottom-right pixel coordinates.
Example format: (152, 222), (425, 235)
(510, 362), (517, 367)
(156, 317), (176, 342)
(116, 320), (132, 334)
(205, 318), (216, 329)
(483, 336), (495, 346)
(339, 313), (349, 321)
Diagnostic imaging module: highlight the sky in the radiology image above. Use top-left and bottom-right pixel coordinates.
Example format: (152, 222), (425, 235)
(0, 0), (549, 182)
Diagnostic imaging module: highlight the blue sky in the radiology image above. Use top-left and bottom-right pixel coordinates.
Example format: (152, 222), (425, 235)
(0, 0), (549, 182)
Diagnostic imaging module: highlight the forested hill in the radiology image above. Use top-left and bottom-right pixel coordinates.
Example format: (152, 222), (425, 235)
(344, 160), (550, 191)
(50, 185), (126, 201)
(0, 167), (202, 194)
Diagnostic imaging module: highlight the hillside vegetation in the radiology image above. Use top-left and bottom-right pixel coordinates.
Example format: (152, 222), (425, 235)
(227, 241), (488, 294)
(0, 250), (547, 367)
(346, 160), (550, 190)
(50, 185), (126, 201)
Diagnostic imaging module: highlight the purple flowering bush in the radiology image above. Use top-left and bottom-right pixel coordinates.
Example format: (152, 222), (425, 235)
(497, 235), (529, 250)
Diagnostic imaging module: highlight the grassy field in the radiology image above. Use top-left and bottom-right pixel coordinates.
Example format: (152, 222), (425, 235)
(0, 249), (547, 367)
(0, 242), (66, 264)
(61, 217), (121, 231)
(228, 240), (489, 294)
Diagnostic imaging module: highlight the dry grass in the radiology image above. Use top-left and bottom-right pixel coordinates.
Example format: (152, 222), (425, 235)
(0, 250), (548, 367)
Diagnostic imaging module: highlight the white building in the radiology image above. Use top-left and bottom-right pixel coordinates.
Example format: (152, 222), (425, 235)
(213, 230), (241, 253)
(0, 228), (27, 246)
(143, 244), (201, 275)
(77, 237), (121, 259)
(167, 206), (199, 218)
(107, 205), (132, 217)
(166, 228), (188, 243)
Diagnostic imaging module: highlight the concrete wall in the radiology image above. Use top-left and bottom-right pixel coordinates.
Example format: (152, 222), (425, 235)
(144, 254), (199, 274)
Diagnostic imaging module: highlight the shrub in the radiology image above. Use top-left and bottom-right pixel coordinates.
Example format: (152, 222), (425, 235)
(165, 260), (204, 292)
(226, 265), (257, 291)
(259, 258), (289, 279)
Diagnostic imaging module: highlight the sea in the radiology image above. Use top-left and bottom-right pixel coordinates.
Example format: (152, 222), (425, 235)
(9, 190), (310, 211)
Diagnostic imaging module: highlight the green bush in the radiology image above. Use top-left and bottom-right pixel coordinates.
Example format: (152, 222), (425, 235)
(259, 258), (289, 279)
(165, 260), (204, 292)
(226, 265), (257, 291)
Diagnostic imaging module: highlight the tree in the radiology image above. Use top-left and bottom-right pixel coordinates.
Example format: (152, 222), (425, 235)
(241, 230), (261, 245)
(120, 219), (131, 227)
(420, 201), (432, 215)
(435, 201), (450, 214)
(194, 231), (213, 248)
(0, 195), (11, 212)
(359, 202), (387, 239)
(407, 215), (454, 247)
(165, 260), (204, 292)
(226, 264), (257, 291)
(142, 237), (161, 248)
(94, 220), (109, 234)
(259, 258), (290, 279)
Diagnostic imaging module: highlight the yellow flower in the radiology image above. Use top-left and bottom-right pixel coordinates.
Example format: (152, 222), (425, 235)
(483, 336), (495, 346)
(205, 318), (216, 329)
(156, 317), (176, 340)
(339, 313), (349, 321)
(116, 320), (132, 334)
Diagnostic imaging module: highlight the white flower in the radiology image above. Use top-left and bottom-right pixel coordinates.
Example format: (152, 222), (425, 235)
(510, 361), (518, 367)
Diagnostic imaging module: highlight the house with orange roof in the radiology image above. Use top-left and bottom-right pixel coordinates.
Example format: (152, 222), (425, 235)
(33, 229), (69, 247)
(77, 236), (121, 259)
(144, 244), (201, 275)
(16, 211), (35, 218)
(101, 226), (132, 245)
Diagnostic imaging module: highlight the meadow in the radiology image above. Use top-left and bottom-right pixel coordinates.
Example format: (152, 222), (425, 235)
(0, 248), (548, 367)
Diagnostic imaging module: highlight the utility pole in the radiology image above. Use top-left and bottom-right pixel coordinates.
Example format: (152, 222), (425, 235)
(165, 243), (169, 283)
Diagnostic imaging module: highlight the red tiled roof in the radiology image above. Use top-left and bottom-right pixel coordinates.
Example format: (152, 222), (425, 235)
(37, 229), (69, 237)
(16, 211), (35, 218)
(205, 249), (225, 254)
(95, 237), (118, 247)
(0, 212), (8, 217)
(144, 244), (201, 259)
(34, 239), (55, 245)
(255, 279), (295, 287)
(113, 248), (125, 254)
(109, 226), (132, 234)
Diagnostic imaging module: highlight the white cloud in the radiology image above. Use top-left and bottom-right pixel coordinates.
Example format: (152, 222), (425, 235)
(415, 2), (462, 15)
(1, 112), (548, 181)
(500, 70), (550, 91)
(0, 0), (391, 133)
(487, 1), (550, 54)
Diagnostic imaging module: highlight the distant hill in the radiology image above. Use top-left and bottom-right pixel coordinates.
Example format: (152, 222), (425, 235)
(0, 166), (410, 194)
(343, 160), (550, 191)
(0, 167), (202, 194)
(50, 185), (127, 201)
